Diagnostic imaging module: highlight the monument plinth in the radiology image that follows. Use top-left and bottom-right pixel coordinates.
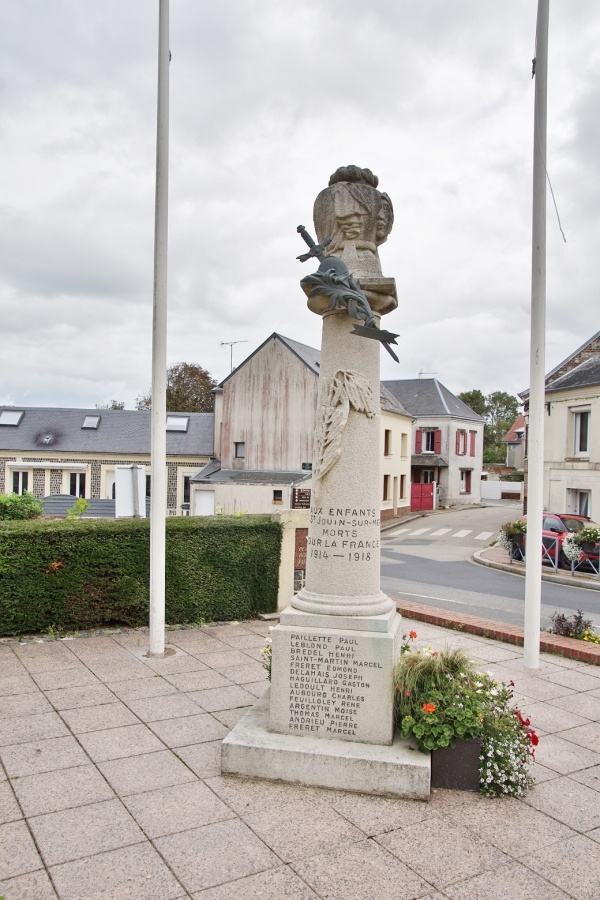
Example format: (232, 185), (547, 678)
(222, 166), (430, 797)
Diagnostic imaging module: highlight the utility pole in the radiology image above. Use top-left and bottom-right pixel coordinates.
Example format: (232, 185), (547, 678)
(524, 0), (549, 670)
(221, 340), (248, 373)
(148, 0), (170, 658)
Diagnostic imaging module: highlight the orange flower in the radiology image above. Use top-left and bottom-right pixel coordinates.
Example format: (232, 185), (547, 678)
(422, 702), (436, 714)
(409, 630), (417, 639)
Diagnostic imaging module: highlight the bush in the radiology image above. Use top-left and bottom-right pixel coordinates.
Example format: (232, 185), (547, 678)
(0, 515), (281, 636)
(0, 491), (43, 520)
(549, 609), (593, 640)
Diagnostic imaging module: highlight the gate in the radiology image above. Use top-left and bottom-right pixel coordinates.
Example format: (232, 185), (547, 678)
(410, 482), (435, 511)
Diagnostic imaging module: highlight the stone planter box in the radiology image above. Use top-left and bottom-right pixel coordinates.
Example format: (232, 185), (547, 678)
(430, 738), (482, 791)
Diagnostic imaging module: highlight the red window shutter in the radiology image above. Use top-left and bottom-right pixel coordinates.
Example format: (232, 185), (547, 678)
(455, 430), (461, 454)
(465, 471), (472, 493)
(434, 429), (441, 454)
(415, 429), (422, 453)
(469, 431), (476, 456)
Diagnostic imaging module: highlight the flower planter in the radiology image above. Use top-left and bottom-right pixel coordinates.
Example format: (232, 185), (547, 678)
(509, 535), (525, 561)
(430, 738), (482, 791)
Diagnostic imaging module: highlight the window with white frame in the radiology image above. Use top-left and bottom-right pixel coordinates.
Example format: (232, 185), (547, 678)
(69, 472), (86, 498)
(424, 430), (436, 452)
(456, 429), (467, 456)
(460, 469), (472, 494)
(572, 407), (590, 457)
(12, 470), (30, 494)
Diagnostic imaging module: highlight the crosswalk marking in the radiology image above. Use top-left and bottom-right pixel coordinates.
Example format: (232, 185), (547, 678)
(430, 528), (452, 536)
(451, 529), (472, 538)
(409, 527), (431, 536)
(475, 531), (494, 541)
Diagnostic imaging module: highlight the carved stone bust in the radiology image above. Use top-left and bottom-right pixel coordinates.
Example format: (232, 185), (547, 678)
(313, 165), (394, 280)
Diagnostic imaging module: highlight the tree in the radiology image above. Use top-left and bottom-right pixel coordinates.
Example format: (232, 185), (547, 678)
(458, 389), (520, 465)
(96, 400), (126, 410)
(136, 362), (217, 413)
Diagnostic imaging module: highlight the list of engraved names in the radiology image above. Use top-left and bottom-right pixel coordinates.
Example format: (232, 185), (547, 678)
(288, 632), (382, 736)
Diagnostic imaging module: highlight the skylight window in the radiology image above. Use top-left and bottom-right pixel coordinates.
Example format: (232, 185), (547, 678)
(166, 416), (189, 432)
(0, 410), (24, 426)
(82, 415), (101, 429)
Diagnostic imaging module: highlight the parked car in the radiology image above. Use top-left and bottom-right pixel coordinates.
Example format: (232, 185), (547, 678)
(541, 514), (600, 569)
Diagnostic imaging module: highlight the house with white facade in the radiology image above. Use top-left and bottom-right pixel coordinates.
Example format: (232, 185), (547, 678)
(382, 378), (485, 507)
(190, 333), (413, 521)
(520, 331), (600, 518)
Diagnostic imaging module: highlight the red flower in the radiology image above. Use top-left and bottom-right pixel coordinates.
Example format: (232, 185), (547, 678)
(530, 731), (539, 746)
(409, 630), (417, 639)
(422, 702), (436, 714)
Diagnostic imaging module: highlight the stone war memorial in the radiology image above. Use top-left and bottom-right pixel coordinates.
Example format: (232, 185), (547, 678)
(222, 166), (430, 799)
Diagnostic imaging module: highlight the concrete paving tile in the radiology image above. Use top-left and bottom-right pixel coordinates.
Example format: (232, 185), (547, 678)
(0, 673), (39, 695)
(49, 841), (186, 899)
(443, 860), (572, 899)
(148, 712), (229, 748)
(205, 624), (254, 637)
(44, 683), (116, 710)
(523, 776), (600, 831)
(0, 656), (29, 676)
(218, 662), (268, 684)
(106, 674), (178, 701)
(0, 820), (43, 880)
(98, 749), (196, 796)
(67, 636), (127, 656)
(543, 669), (600, 691)
(123, 692), (204, 722)
(376, 816), (509, 890)
(191, 865), (320, 899)
(507, 676), (576, 703)
(173, 741), (222, 779)
(559, 721), (600, 753)
(0, 691), (53, 720)
(243, 621), (276, 636)
(0, 780), (22, 824)
(534, 733), (600, 774)
(205, 774), (323, 815)
(140, 654), (210, 675)
(434, 790), (577, 857)
(0, 735), (90, 778)
(32, 666), (102, 691)
(59, 700), (140, 733)
(12, 764), (115, 817)
(240, 797), (367, 863)
(29, 798), (145, 866)
(322, 790), (437, 836)
(154, 818), (280, 893)
(240, 647), (267, 662)
(122, 780), (235, 838)
(0, 711), (69, 747)
(13, 641), (75, 658)
(190, 684), (257, 712)
(108, 629), (150, 649)
(569, 763), (600, 793)
(528, 760), (561, 784)
(517, 700), (591, 734)
(211, 706), (252, 728)
(77, 723), (164, 762)
(195, 649), (255, 670)
(85, 661), (155, 682)
(242, 679), (270, 698)
(291, 838), (432, 900)
(523, 834), (600, 899)
(0, 868), (58, 899)
(163, 670), (232, 692)
(548, 691), (600, 721)
(167, 632), (227, 655)
(465, 643), (523, 663)
(19, 653), (81, 675)
(217, 633), (269, 650)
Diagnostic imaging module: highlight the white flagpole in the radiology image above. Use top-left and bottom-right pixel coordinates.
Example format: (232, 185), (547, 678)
(149, 0), (170, 657)
(524, 0), (549, 669)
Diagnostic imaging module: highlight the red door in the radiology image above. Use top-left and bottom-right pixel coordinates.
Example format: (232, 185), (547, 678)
(411, 483), (434, 511)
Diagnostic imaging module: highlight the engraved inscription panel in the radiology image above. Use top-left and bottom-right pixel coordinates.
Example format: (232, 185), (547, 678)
(308, 505), (380, 567)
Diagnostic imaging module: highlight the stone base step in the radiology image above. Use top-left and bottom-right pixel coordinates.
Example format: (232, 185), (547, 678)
(221, 689), (431, 801)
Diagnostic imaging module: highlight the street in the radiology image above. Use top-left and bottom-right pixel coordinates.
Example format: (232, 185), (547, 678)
(381, 502), (600, 630)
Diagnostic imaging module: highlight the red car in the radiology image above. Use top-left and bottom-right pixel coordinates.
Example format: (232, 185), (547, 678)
(541, 514), (600, 569)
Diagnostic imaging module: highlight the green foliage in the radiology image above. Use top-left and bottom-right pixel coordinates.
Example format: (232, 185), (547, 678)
(0, 516), (281, 637)
(136, 362), (217, 412)
(96, 400), (126, 409)
(458, 389), (520, 464)
(549, 609), (594, 640)
(66, 497), (90, 519)
(0, 491), (43, 520)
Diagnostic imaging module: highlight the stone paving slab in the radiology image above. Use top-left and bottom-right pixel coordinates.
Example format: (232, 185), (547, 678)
(2, 618), (600, 898)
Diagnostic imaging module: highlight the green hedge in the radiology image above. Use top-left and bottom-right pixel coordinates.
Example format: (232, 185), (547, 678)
(0, 515), (282, 637)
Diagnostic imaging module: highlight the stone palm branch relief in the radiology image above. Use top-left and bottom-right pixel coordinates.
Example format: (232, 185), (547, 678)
(313, 370), (377, 480)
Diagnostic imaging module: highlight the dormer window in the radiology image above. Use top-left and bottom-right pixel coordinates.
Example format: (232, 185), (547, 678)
(0, 410), (24, 426)
(82, 415), (100, 429)
(166, 416), (189, 432)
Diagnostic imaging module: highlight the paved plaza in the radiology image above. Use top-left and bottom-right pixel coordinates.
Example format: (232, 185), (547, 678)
(2, 616), (600, 899)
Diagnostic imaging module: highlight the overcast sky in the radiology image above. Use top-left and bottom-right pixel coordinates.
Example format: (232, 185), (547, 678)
(1, 1), (598, 410)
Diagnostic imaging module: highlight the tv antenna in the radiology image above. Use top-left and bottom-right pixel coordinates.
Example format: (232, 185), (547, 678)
(418, 369), (437, 379)
(221, 340), (248, 373)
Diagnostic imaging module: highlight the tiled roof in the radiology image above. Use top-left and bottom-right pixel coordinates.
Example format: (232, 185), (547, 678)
(382, 379), (485, 422)
(190, 465), (311, 485)
(0, 407), (214, 456)
(411, 454), (449, 467)
(380, 384), (412, 417)
(545, 355), (600, 393)
(503, 415), (526, 443)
